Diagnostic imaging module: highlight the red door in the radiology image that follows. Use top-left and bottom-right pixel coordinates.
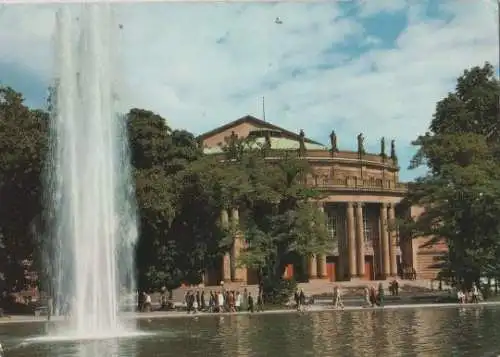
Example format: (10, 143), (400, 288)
(364, 257), (374, 280)
(326, 263), (336, 282)
(284, 264), (294, 279)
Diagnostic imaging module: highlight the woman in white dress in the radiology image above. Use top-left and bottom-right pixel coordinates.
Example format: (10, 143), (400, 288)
(217, 291), (225, 312)
(235, 292), (242, 312)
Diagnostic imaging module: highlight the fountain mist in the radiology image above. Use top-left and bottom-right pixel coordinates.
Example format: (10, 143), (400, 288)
(46, 4), (138, 337)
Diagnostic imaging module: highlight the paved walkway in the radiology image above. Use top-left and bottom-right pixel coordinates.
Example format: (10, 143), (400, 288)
(1, 301), (500, 325)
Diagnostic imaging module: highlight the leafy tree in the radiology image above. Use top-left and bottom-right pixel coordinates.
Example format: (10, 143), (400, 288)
(407, 63), (500, 288)
(166, 157), (231, 286)
(127, 108), (225, 291)
(217, 144), (330, 300)
(0, 86), (48, 294)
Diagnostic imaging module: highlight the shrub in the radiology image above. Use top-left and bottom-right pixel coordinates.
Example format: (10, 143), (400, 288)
(262, 277), (297, 305)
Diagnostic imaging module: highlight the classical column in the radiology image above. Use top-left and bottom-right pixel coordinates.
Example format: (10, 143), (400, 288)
(355, 203), (365, 278)
(317, 255), (327, 279)
(346, 202), (357, 278)
(380, 203), (390, 278)
(316, 203), (327, 278)
(221, 209), (232, 282)
(231, 207), (247, 282)
(308, 255), (318, 279)
(388, 204), (398, 277)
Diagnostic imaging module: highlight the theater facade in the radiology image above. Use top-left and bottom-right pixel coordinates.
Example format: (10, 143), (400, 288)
(198, 115), (446, 285)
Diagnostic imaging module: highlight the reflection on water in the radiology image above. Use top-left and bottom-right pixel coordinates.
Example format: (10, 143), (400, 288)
(48, 338), (134, 357)
(1, 307), (500, 357)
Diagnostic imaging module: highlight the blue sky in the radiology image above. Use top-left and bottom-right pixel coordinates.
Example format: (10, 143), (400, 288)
(0, 0), (497, 181)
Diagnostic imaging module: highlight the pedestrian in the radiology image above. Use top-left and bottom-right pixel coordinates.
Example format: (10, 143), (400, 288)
(377, 283), (385, 307)
(217, 291), (225, 312)
(247, 292), (254, 313)
(369, 286), (377, 306)
(299, 289), (306, 312)
(364, 287), (372, 307)
(471, 284), (480, 304)
(200, 290), (206, 311)
(333, 286), (344, 309)
(235, 291), (242, 312)
(294, 289), (300, 311)
(257, 291), (264, 312)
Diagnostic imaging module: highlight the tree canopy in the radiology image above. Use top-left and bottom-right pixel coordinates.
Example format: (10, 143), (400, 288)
(0, 86), (48, 293)
(0, 84), (330, 299)
(407, 63), (500, 287)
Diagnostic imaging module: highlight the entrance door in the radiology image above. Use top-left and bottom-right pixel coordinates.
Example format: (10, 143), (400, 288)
(364, 256), (374, 281)
(284, 264), (294, 279)
(326, 263), (336, 282)
(246, 268), (259, 285)
(206, 268), (222, 286)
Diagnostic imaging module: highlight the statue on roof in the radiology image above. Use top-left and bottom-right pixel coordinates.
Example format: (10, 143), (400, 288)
(390, 139), (398, 164)
(357, 133), (365, 155)
(298, 129), (306, 156)
(329, 130), (338, 155)
(380, 137), (386, 158)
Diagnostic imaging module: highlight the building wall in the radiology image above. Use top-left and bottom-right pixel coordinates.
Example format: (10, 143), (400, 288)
(202, 122), (262, 148)
(199, 119), (446, 284)
(410, 206), (447, 280)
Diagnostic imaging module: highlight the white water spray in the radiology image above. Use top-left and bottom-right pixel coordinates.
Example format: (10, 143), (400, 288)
(46, 4), (138, 338)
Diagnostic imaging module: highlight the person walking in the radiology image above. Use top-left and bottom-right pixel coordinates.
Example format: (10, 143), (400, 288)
(377, 283), (385, 307)
(235, 291), (242, 312)
(471, 284), (480, 304)
(333, 286), (344, 309)
(363, 287), (372, 307)
(247, 292), (254, 313)
(299, 289), (306, 312)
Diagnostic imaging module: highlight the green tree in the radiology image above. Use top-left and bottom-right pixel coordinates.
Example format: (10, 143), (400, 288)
(407, 63), (500, 288)
(0, 86), (48, 293)
(127, 108), (225, 291)
(217, 145), (330, 301)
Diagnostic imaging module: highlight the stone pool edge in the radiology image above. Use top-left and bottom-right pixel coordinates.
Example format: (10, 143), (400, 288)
(2, 301), (500, 324)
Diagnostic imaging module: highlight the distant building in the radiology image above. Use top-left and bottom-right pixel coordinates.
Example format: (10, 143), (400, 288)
(198, 115), (446, 285)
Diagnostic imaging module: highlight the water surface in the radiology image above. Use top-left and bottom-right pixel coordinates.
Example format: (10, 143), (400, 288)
(1, 307), (500, 357)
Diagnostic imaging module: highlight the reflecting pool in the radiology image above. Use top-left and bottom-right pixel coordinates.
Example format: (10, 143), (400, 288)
(1, 307), (500, 357)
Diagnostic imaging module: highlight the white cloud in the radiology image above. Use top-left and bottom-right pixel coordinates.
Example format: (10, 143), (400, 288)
(0, 1), (497, 181)
(357, 0), (408, 18)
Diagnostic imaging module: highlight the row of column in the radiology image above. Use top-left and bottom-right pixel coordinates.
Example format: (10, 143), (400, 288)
(221, 208), (246, 283)
(221, 202), (399, 283)
(308, 204), (327, 279)
(308, 253), (327, 279)
(380, 202), (398, 278)
(307, 202), (398, 280)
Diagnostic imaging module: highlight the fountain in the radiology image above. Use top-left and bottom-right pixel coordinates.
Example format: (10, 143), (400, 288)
(43, 3), (138, 339)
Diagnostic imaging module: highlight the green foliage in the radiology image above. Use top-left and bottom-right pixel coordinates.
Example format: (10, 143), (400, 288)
(0, 83), (330, 299)
(407, 63), (500, 288)
(262, 277), (297, 305)
(127, 109), (222, 291)
(216, 148), (330, 297)
(0, 86), (48, 293)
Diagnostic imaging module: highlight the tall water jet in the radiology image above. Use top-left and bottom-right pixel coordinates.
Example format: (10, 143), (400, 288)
(46, 3), (138, 338)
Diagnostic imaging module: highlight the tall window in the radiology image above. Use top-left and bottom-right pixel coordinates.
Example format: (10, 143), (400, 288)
(363, 207), (376, 244)
(327, 213), (337, 240)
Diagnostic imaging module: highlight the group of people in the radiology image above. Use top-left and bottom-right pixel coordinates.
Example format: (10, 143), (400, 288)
(363, 283), (386, 307)
(184, 288), (264, 314)
(456, 284), (481, 304)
